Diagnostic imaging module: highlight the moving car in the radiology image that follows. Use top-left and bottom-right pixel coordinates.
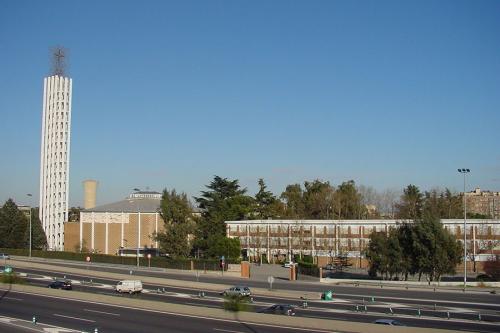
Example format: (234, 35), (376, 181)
(373, 319), (405, 326)
(48, 280), (72, 290)
(0, 253), (10, 259)
(116, 280), (143, 294)
(258, 304), (296, 316)
(220, 286), (251, 297)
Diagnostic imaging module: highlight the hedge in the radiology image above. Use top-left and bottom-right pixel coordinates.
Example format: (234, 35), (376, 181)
(0, 248), (239, 271)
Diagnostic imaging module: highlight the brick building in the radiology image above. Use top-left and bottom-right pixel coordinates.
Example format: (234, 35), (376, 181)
(226, 219), (500, 268)
(465, 188), (500, 219)
(64, 191), (164, 255)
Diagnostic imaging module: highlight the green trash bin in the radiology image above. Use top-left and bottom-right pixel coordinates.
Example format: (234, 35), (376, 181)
(322, 290), (333, 300)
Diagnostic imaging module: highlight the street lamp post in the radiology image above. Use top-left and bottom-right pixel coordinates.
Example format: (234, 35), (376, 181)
(458, 168), (470, 290)
(27, 194), (33, 257)
(133, 188), (141, 267)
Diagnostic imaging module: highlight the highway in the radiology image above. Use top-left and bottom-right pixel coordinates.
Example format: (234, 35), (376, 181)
(16, 257), (499, 305)
(4, 260), (500, 333)
(0, 290), (334, 333)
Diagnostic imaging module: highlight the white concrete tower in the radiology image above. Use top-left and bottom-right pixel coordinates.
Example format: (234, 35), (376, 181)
(39, 73), (72, 250)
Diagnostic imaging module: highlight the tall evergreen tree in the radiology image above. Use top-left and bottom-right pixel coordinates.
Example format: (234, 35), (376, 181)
(395, 184), (423, 219)
(26, 207), (48, 250)
(0, 199), (28, 249)
(255, 178), (279, 219)
(156, 189), (193, 258)
(194, 176), (254, 257)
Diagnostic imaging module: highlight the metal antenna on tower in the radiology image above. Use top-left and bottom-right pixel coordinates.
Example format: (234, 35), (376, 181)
(51, 46), (68, 76)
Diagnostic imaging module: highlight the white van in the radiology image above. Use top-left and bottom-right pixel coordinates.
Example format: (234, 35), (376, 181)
(116, 280), (143, 294)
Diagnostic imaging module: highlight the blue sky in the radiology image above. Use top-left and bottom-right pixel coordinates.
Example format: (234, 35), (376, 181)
(1, 0), (499, 207)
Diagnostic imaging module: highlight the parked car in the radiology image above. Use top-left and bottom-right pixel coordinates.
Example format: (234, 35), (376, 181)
(48, 280), (72, 290)
(373, 319), (405, 326)
(282, 261), (295, 268)
(0, 253), (10, 260)
(116, 280), (143, 294)
(220, 286), (251, 297)
(323, 264), (334, 270)
(258, 304), (296, 316)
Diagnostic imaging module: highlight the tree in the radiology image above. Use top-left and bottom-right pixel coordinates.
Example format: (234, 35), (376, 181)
(156, 189), (194, 258)
(412, 213), (462, 282)
(0, 199), (28, 249)
(397, 222), (417, 280)
(68, 207), (82, 222)
(206, 236), (241, 259)
(194, 176), (254, 258)
(483, 255), (500, 281)
(335, 180), (366, 219)
(386, 228), (403, 279)
(303, 180), (335, 219)
(254, 179), (280, 219)
(280, 184), (305, 218)
(365, 231), (389, 278)
(28, 207), (48, 250)
(422, 188), (463, 219)
(395, 185), (423, 219)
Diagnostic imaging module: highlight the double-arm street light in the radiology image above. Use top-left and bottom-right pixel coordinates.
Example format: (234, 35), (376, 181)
(27, 194), (33, 257)
(458, 168), (470, 289)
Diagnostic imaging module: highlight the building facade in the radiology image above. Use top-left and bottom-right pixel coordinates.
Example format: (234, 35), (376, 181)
(39, 75), (72, 250)
(466, 188), (500, 219)
(64, 191), (165, 254)
(226, 219), (500, 266)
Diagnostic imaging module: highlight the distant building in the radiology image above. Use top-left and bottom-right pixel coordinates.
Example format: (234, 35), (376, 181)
(465, 188), (500, 219)
(39, 75), (73, 250)
(226, 219), (500, 269)
(64, 191), (164, 254)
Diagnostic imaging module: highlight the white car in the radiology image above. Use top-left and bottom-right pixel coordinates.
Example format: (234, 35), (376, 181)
(220, 286), (251, 297)
(282, 262), (295, 268)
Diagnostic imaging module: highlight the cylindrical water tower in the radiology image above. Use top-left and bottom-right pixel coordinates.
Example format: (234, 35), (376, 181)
(82, 179), (98, 209)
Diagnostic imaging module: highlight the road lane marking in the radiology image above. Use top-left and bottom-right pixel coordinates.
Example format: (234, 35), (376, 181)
(53, 314), (96, 322)
(3, 296), (23, 301)
(214, 329), (247, 333)
(0, 315), (80, 332)
(84, 308), (120, 316)
(184, 302), (219, 308)
(9, 290), (499, 330)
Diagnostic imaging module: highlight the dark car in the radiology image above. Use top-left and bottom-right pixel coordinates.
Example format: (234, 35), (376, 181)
(258, 304), (296, 316)
(373, 319), (405, 326)
(48, 280), (72, 290)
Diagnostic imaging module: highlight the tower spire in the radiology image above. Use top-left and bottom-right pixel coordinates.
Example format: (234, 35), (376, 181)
(51, 46), (68, 76)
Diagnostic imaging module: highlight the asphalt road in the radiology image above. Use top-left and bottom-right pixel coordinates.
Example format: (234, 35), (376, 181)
(0, 290), (334, 333)
(7, 266), (500, 332)
(11, 257), (499, 306)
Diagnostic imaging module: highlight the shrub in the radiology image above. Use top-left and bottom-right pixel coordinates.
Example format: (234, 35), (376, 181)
(1, 273), (24, 284)
(223, 295), (251, 312)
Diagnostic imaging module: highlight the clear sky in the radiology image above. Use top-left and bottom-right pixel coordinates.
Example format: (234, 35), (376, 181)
(1, 0), (499, 208)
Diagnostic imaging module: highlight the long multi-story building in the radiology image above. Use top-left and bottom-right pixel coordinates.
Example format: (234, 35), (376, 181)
(226, 219), (500, 267)
(39, 75), (72, 250)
